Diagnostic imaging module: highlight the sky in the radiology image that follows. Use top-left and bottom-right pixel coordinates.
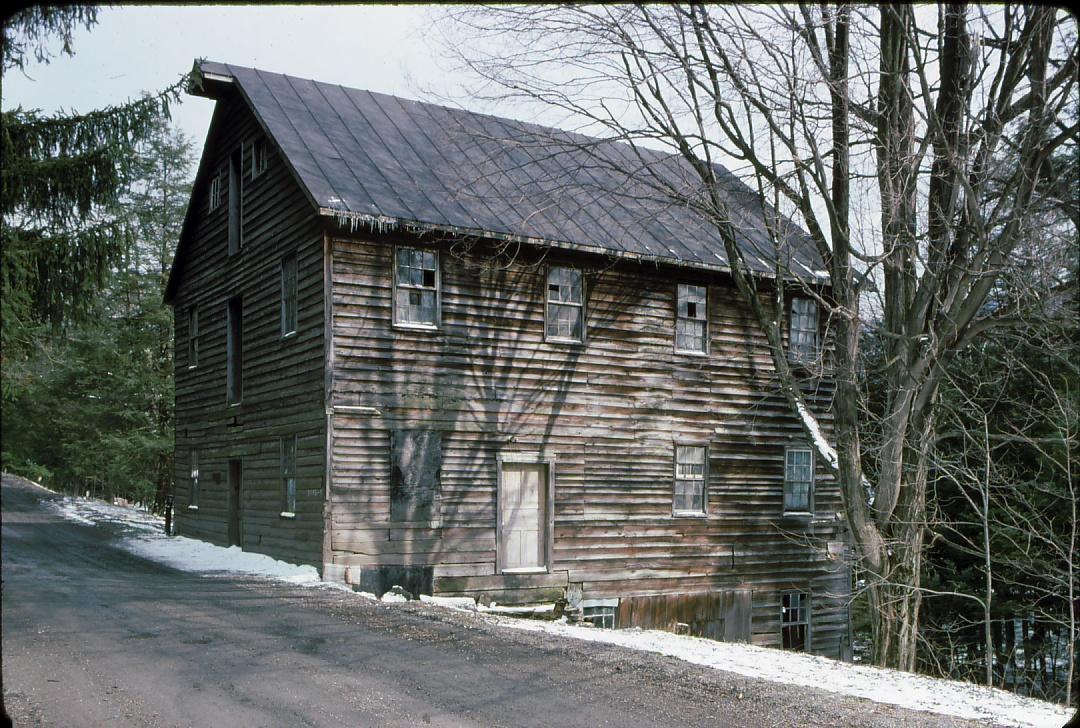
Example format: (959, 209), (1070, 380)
(2, 5), (470, 158)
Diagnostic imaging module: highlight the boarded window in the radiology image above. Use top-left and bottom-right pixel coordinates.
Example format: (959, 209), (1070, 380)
(546, 266), (584, 341)
(227, 296), (243, 404)
(674, 444), (706, 514)
(784, 447), (813, 513)
(281, 254), (298, 336)
(188, 306), (199, 368)
(790, 297), (819, 362)
(782, 591), (810, 651)
(676, 283), (707, 353)
(251, 137), (268, 178)
(394, 247), (438, 326)
(281, 434), (297, 514)
(228, 147), (242, 255)
(390, 430), (442, 523)
(189, 448), (200, 509)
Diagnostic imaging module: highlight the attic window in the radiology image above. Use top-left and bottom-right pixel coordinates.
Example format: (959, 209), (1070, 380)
(545, 266), (584, 342)
(394, 247), (439, 327)
(789, 297), (819, 362)
(208, 173), (223, 212)
(676, 283), (707, 354)
(252, 137), (268, 178)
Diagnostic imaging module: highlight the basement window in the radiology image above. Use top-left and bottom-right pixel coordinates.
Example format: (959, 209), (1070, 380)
(784, 446), (813, 514)
(394, 247), (439, 327)
(280, 254), (298, 337)
(781, 591), (810, 651)
(676, 283), (707, 353)
(673, 445), (707, 515)
(546, 266), (584, 342)
(582, 599), (618, 629)
(281, 434), (297, 516)
(789, 297), (819, 362)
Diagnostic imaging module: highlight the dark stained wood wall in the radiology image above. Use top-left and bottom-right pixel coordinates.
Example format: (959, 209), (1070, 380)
(326, 235), (851, 656)
(171, 90), (327, 567)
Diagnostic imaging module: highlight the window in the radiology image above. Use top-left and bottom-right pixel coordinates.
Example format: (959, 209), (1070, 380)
(394, 247), (439, 327)
(582, 602), (617, 629)
(280, 254), (298, 337)
(251, 137), (268, 178)
(189, 449), (200, 510)
(790, 297), (819, 362)
(676, 283), (707, 353)
(781, 591), (810, 651)
(228, 147), (243, 255)
(208, 172), (223, 212)
(674, 445), (707, 515)
(187, 306), (200, 368)
(227, 297), (243, 404)
(546, 266), (584, 342)
(784, 446), (814, 513)
(281, 434), (297, 516)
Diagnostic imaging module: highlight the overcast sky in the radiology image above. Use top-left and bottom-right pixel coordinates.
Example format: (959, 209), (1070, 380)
(2, 5), (467, 157)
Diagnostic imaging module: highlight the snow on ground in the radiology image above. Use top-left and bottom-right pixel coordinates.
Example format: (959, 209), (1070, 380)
(44, 490), (1074, 728)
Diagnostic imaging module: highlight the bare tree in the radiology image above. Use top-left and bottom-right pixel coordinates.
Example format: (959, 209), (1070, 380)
(437, 4), (1078, 670)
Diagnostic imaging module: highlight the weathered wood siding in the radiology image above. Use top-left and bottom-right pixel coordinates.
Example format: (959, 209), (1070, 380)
(171, 90), (326, 567)
(327, 235), (850, 656)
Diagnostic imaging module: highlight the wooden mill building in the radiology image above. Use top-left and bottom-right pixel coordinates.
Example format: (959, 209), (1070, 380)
(165, 60), (851, 658)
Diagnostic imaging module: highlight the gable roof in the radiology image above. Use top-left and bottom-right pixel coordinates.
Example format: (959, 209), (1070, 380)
(167, 60), (825, 301)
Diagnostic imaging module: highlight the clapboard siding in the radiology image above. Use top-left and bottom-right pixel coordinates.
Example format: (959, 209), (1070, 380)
(170, 89), (326, 567)
(327, 236), (850, 656)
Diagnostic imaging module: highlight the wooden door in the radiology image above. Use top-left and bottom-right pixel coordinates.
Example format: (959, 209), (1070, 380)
(228, 459), (242, 547)
(499, 463), (546, 571)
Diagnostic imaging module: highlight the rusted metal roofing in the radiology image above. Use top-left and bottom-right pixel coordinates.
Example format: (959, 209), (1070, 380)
(190, 60), (825, 279)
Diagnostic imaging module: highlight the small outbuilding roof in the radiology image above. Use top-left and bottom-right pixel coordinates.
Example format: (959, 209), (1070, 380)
(169, 60), (825, 301)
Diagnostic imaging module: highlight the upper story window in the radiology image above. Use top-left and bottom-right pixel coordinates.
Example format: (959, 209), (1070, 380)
(281, 434), (297, 516)
(789, 297), (819, 362)
(251, 137), (269, 179)
(227, 296), (243, 405)
(189, 448), (200, 510)
(784, 446), (814, 513)
(208, 172), (223, 212)
(394, 247), (439, 327)
(280, 254), (298, 337)
(546, 266), (584, 342)
(676, 283), (707, 354)
(781, 591), (810, 651)
(187, 306), (200, 369)
(673, 444), (707, 515)
(228, 147), (243, 255)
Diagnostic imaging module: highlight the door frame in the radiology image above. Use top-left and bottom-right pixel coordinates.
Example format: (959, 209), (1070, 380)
(496, 452), (555, 574)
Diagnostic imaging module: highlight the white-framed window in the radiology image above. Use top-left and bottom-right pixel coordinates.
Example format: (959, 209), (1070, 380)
(784, 446), (814, 513)
(280, 254), (298, 337)
(208, 172), (223, 212)
(251, 137), (268, 178)
(781, 591), (810, 651)
(187, 306), (199, 369)
(673, 444), (707, 515)
(189, 448), (200, 510)
(281, 434), (297, 516)
(545, 266), (584, 342)
(676, 283), (708, 353)
(394, 247), (439, 327)
(789, 297), (819, 362)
